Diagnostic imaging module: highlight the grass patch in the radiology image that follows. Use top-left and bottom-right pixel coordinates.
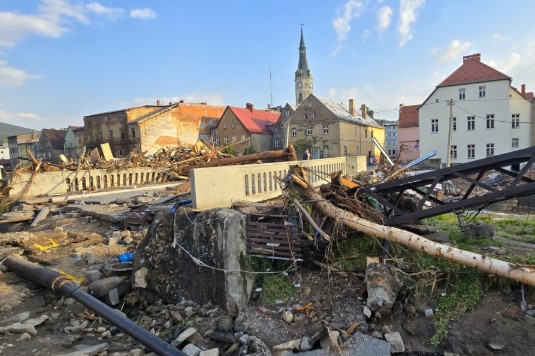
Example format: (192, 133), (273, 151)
(260, 274), (297, 306)
(330, 233), (381, 271)
(431, 273), (482, 346)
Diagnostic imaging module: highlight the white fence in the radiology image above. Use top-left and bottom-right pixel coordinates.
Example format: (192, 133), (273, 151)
(7, 167), (169, 198)
(190, 156), (366, 209)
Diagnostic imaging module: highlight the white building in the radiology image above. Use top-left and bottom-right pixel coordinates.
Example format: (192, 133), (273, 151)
(419, 53), (534, 169)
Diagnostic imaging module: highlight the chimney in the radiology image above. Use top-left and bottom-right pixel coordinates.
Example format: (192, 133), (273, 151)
(522, 84), (526, 95)
(246, 103), (254, 112)
(463, 53), (481, 62)
(348, 99), (355, 116)
(360, 104), (368, 119)
(156, 99), (161, 106)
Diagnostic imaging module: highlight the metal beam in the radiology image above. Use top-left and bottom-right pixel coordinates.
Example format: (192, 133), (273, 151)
(358, 146), (535, 225)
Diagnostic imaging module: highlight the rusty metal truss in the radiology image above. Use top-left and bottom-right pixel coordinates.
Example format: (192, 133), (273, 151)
(358, 146), (535, 226)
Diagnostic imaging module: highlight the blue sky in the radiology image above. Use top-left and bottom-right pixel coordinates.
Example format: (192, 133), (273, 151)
(1, 0), (535, 130)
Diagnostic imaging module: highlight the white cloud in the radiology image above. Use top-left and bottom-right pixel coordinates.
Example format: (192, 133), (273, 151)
(489, 52), (521, 74)
(377, 6), (393, 33)
(398, 0), (425, 47)
(0, 0), (133, 48)
(39, 0), (90, 24)
(17, 112), (39, 120)
(432, 39), (473, 63)
(86, 2), (124, 21)
(362, 29), (370, 42)
(130, 8), (157, 21)
(0, 12), (66, 47)
(0, 60), (39, 86)
(491, 33), (509, 43)
(332, 0), (365, 55)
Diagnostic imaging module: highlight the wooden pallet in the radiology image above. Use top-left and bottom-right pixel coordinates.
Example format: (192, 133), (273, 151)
(246, 215), (302, 260)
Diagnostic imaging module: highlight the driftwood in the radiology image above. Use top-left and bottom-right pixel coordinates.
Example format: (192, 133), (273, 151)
(186, 145), (297, 172)
(290, 170), (535, 286)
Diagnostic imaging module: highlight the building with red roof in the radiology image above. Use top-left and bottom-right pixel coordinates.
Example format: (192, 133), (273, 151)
(214, 103), (280, 154)
(419, 53), (534, 168)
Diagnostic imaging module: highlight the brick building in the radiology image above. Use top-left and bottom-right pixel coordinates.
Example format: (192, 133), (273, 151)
(83, 102), (226, 156)
(214, 103), (280, 154)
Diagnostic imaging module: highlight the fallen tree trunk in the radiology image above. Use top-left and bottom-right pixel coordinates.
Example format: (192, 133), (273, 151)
(290, 173), (535, 286)
(186, 145), (297, 172)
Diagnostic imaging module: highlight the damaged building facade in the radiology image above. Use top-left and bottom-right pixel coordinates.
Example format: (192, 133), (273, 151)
(83, 102), (226, 157)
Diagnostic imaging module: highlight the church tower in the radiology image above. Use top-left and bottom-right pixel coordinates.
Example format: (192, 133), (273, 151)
(295, 27), (313, 105)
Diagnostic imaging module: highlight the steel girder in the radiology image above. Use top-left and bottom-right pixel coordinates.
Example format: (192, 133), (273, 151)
(357, 146), (535, 226)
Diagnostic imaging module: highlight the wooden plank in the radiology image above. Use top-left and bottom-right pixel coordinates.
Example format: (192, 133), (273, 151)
(247, 238), (302, 247)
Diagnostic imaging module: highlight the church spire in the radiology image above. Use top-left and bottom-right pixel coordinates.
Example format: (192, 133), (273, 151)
(296, 27), (310, 78)
(295, 26), (313, 105)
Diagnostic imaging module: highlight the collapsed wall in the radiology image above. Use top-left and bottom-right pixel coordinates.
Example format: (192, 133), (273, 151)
(132, 208), (254, 314)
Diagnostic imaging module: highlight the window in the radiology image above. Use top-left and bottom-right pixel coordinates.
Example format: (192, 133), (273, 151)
(343, 146), (348, 156)
(306, 127), (313, 135)
(459, 88), (466, 100)
(323, 146), (329, 158)
(467, 144), (475, 159)
(304, 114), (308, 120)
(323, 125), (329, 134)
(215, 137), (220, 145)
(467, 116), (475, 130)
(231, 121), (235, 129)
(452, 117), (457, 131)
(291, 128), (297, 137)
(109, 131), (113, 139)
(275, 127), (279, 133)
(486, 114), (494, 129)
(285, 110), (290, 116)
(121, 131), (125, 139)
(274, 139), (280, 148)
(223, 137), (228, 144)
(240, 135), (245, 142)
(117, 149), (124, 156)
(223, 123), (227, 130)
(131, 128), (136, 138)
(232, 135), (236, 143)
(312, 112), (317, 119)
(450, 145), (457, 159)
(512, 114), (520, 128)
(486, 143), (494, 157)
(431, 119), (439, 133)
(365, 129), (368, 138)
(479, 86), (486, 98)
(512, 138), (519, 148)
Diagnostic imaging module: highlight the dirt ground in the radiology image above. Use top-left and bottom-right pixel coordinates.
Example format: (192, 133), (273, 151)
(1, 208), (535, 355)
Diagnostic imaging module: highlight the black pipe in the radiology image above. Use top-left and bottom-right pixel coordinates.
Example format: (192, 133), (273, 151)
(3, 256), (185, 356)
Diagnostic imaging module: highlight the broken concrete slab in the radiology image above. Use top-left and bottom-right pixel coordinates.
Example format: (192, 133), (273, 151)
(366, 263), (402, 315)
(384, 331), (405, 353)
(133, 208), (254, 314)
(30, 206), (50, 227)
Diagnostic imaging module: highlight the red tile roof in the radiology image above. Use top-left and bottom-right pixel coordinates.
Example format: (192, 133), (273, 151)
(42, 129), (66, 150)
(229, 106), (280, 134)
(438, 54), (510, 87)
(398, 105), (419, 128)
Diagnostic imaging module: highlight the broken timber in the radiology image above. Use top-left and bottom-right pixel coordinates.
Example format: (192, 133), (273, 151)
(290, 168), (535, 287)
(359, 146), (535, 226)
(187, 145), (297, 173)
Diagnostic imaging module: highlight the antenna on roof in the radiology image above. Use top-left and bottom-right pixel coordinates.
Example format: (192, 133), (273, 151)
(269, 66), (273, 109)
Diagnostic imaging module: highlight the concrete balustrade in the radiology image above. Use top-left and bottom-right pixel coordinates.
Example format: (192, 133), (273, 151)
(7, 167), (169, 197)
(190, 156), (366, 209)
